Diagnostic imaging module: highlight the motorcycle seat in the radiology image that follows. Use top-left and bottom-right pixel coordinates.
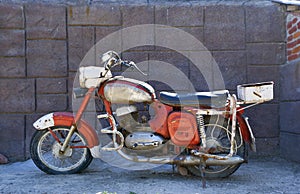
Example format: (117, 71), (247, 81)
(159, 90), (229, 108)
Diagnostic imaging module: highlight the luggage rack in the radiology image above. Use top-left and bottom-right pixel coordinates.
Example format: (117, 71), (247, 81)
(236, 81), (274, 111)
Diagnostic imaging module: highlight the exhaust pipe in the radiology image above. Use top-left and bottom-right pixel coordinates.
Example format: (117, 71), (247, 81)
(171, 155), (244, 166)
(116, 147), (244, 166)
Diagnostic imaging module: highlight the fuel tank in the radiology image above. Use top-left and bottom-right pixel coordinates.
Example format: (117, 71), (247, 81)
(100, 77), (156, 104)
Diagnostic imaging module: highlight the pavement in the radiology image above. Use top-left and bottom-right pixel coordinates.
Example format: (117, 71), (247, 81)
(0, 154), (299, 194)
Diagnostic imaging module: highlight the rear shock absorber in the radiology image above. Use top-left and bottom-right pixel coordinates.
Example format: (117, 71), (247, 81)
(196, 113), (206, 149)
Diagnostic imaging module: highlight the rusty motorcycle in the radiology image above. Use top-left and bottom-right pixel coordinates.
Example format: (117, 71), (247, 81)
(30, 51), (273, 182)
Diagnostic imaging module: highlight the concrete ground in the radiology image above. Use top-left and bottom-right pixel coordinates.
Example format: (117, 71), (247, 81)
(0, 154), (299, 194)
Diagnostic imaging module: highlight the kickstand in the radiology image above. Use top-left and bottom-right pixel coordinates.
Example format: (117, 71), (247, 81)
(200, 157), (206, 189)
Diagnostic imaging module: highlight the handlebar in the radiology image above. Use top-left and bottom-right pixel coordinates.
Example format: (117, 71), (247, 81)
(101, 51), (147, 76)
(121, 60), (147, 76)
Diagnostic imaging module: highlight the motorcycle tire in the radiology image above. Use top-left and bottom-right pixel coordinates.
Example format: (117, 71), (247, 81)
(186, 116), (246, 178)
(30, 126), (93, 174)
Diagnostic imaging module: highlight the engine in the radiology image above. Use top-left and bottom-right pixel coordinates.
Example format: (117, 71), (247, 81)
(116, 105), (165, 150)
(115, 105), (139, 132)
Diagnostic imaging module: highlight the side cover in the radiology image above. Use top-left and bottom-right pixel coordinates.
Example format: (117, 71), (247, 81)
(33, 112), (99, 148)
(167, 111), (200, 146)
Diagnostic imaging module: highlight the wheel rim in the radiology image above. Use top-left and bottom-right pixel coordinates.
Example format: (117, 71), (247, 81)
(37, 128), (88, 172)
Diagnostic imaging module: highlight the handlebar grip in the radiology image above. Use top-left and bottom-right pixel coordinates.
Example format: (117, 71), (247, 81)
(121, 61), (131, 67)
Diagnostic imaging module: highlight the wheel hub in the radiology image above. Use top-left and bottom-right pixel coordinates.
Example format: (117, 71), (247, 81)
(52, 142), (73, 159)
(206, 138), (225, 153)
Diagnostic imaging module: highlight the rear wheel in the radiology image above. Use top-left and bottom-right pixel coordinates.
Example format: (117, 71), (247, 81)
(30, 126), (93, 174)
(187, 116), (246, 178)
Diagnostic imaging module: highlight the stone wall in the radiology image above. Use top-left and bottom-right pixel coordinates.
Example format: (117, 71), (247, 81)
(0, 0), (287, 162)
(280, 11), (300, 162)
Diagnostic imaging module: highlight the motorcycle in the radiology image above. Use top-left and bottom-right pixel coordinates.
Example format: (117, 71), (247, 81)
(30, 51), (273, 185)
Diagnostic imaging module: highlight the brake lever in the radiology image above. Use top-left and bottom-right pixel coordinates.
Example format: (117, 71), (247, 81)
(128, 61), (147, 76)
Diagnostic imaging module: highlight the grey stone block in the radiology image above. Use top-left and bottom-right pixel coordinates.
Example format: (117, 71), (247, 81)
(245, 4), (285, 43)
(155, 4), (203, 27)
(121, 51), (148, 72)
(27, 40), (67, 77)
(36, 94), (68, 112)
(149, 52), (191, 91)
(0, 114), (25, 161)
(280, 101), (300, 134)
(0, 153), (8, 164)
(280, 60), (300, 101)
(25, 113), (44, 158)
(189, 51), (215, 90)
(0, 79), (35, 113)
(251, 137), (279, 156)
(95, 26), (122, 64)
(212, 51), (247, 90)
(26, 4), (66, 39)
(122, 5), (154, 26)
(68, 27), (95, 71)
(0, 30), (25, 56)
(155, 27), (204, 52)
(246, 103), (279, 138)
(68, 5), (121, 26)
(280, 132), (300, 162)
(189, 64), (209, 92)
(247, 43), (286, 65)
(204, 4), (245, 50)
(0, 4), (24, 29)
(36, 78), (67, 94)
(0, 57), (25, 78)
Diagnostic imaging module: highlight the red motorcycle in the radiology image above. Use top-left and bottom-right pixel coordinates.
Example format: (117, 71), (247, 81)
(30, 51), (273, 182)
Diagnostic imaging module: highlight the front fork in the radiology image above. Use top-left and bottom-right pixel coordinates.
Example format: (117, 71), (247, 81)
(59, 87), (95, 153)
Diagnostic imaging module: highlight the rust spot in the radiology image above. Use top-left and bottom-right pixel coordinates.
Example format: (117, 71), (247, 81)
(69, 6), (73, 18)
(86, 6), (90, 17)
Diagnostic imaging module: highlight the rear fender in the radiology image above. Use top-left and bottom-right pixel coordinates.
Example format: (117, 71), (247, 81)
(236, 112), (256, 152)
(33, 112), (99, 148)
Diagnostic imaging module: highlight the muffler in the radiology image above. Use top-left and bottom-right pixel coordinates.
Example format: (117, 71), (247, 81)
(116, 147), (244, 166)
(171, 155), (244, 166)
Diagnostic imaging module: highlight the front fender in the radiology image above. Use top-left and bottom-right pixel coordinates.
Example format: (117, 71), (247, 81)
(33, 112), (99, 148)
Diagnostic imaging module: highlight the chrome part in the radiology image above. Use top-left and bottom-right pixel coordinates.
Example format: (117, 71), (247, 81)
(103, 77), (155, 103)
(244, 117), (257, 152)
(125, 132), (164, 150)
(197, 109), (228, 116)
(90, 145), (101, 158)
(33, 113), (55, 130)
(60, 125), (76, 153)
(101, 129), (124, 151)
(206, 156), (244, 166)
(191, 150), (244, 166)
(112, 147), (244, 166)
(116, 106), (137, 116)
(101, 114), (124, 151)
(196, 113), (206, 148)
(97, 113), (109, 119)
(229, 94), (237, 157)
(52, 142), (72, 159)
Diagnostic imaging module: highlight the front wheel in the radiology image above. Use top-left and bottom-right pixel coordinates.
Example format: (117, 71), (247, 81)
(30, 126), (93, 174)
